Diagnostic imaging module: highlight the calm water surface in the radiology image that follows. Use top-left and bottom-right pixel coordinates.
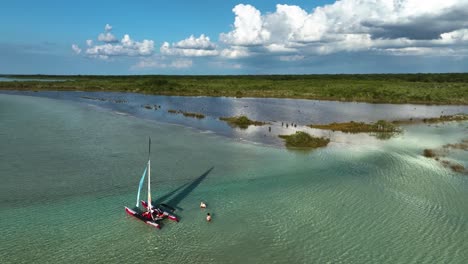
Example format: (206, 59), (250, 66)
(2, 90), (468, 146)
(0, 93), (467, 263)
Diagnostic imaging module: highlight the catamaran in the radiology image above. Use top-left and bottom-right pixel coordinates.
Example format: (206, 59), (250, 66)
(124, 138), (179, 229)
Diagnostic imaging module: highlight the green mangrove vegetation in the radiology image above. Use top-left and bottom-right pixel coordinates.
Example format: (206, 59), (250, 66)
(219, 115), (267, 129)
(423, 149), (437, 158)
(392, 114), (468, 124)
(310, 120), (401, 133)
(278, 131), (330, 149)
(167, 109), (205, 119)
(421, 114), (468, 123)
(1, 73), (468, 104)
(182, 112), (205, 119)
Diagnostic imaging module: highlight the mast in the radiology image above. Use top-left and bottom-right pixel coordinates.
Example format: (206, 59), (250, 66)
(147, 137), (152, 213)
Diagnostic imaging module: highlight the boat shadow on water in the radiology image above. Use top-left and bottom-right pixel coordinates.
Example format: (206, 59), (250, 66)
(153, 166), (213, 221)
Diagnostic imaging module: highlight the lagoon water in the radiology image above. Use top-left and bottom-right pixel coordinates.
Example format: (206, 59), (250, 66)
(3, 90), (468, 147)
(1, 93), (467, 263)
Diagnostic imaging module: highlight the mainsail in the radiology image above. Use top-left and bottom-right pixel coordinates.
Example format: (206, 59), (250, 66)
(135, 138), (153, 210)
(135, 166), (147, 207)
(147, 159), (152, 211)
(147, 138), (153, 213)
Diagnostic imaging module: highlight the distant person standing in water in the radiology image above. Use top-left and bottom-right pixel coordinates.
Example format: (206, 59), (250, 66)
(206, 213), (212, 222)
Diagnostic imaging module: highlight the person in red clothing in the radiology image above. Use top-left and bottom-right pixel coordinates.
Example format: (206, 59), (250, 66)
(142, 211), (151, 219)
(153, 208), (164, 219)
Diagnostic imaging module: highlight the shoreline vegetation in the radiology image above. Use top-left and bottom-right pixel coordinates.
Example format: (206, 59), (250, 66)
(80, 96), (127, 104)
(279, 131), (330, 149)
(167, 109), (205, 119)
(1, 73), (468, 105)
(393, 114), (468, 124)
(422, 139), (468, 174)
(310, 120), (400, 133)
(309, 114), (467, 133)
(219, 115), (268, 129)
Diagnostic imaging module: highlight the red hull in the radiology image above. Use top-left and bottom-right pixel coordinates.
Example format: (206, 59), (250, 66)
(125, 207), (160, 229)
(141, 200), (179, 222)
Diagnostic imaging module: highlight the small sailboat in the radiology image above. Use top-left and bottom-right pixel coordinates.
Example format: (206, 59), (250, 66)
(124, 138), (179, 229)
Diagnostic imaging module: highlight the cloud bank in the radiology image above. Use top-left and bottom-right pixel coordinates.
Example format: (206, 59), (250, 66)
(217, 0), (468, 57)
(73, 24), (154, 59)
(73, 1), (468, 72)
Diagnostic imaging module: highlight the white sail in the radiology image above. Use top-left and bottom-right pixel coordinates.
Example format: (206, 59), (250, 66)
(147, 159), (152, 212)
(135, 165), (147, 207)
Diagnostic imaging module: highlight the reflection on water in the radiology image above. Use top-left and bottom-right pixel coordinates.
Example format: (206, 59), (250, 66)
(1, 90), (467, 147)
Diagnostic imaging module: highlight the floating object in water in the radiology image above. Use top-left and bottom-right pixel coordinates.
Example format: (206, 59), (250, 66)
(200, 202), (207, 208)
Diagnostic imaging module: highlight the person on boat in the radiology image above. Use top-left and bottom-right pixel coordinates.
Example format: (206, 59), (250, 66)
(142, 211), (151, 219)
(206, 213), (211, 222)
(200, 202), (207, 208)
(153, 208), (164, 218)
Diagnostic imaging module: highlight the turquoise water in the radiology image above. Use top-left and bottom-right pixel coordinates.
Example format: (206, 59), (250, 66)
(0, 94), (467, 263)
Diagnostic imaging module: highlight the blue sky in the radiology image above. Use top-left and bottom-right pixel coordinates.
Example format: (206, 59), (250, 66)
(1, 0), (468, 75)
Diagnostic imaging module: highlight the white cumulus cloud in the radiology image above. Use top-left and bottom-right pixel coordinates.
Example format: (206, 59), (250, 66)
(74, 1), (468, 70)
(97, 24), (118, 43)
(160, 34), (219, 57)
(71, 44), (81, 54)
(217, 1), (468, 58)
(220, 46), (250, 59)
(173, 34), (216, 50)
(104, 23), (112, 32)
(86, 34), (154, 58)
(75, 25), (155, 60)
(98, 32), (118, 43)
(220, 4), (270, 46)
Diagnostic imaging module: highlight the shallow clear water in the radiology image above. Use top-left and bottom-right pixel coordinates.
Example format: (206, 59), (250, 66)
(0, 94), (467, 263)
(2, 90), (467, 147)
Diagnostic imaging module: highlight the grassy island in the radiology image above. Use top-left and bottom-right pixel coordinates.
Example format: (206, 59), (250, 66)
(310, 120), (400, 133)
(219, 115), (267, 129)
(422, 139), (468, 174)
(392, 114), (468, 125)
(423, 149), (437, 158)
(279, 131), (330, 149)
(1, 73), (468, 105)
(421, 114), (468, 123)
(167, 109), (205, 119)
(182, 112), (205, 119)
